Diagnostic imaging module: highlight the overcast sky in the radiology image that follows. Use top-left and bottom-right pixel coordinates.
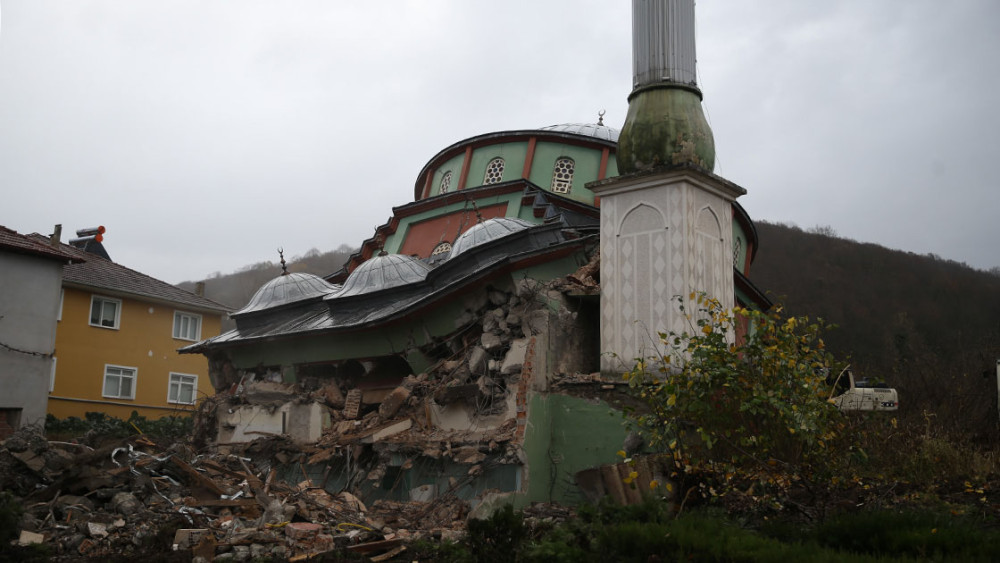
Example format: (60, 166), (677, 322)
(2, 1), (998, 285)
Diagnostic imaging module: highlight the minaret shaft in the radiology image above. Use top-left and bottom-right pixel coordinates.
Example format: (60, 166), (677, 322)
(618, 0), (715, 174)
(632, 0), (698, 90)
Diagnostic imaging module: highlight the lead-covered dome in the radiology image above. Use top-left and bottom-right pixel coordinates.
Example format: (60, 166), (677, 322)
(335, 253), (432, 298)
(450, 217), (535, 258)
(538, 122), (620, 142)
(234, 272), (340, 315)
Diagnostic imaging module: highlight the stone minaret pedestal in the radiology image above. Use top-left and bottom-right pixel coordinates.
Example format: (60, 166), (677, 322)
(590, 167), (744, 373)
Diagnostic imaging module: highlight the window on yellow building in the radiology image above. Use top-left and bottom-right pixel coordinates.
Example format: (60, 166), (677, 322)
(173, 311), (202, 341)
(103, 365), (136, 399)
(90, 296), (121, 329)
(168, 373), (197, 405)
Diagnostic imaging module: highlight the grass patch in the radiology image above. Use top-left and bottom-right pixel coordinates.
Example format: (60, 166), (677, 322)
(413, 499), (1000, 562)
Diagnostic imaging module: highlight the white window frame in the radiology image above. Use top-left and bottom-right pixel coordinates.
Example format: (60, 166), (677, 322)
(89, 295), (122, 329)
(172, 311), (202, 341)
(50, 357), (57, 393)
(102, 364), (137, 400)
(167, 372), (198, 405)
(57, 289), (64, 322)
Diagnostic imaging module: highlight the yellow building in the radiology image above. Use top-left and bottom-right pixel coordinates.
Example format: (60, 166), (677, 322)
(32, 232), (228, 420)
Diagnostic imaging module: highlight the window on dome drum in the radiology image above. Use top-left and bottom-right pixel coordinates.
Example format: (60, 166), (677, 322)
(90, 295), (121, 329)
(484, 158), (505, 184)
(173, 311), (202, 341)
(439, 171), (452, 194)
(551, 157), (575, 194)
(168, 373), (198, 405)
(733, 238), (743, 268)
(431, 242), (452, 256)
(103, 365), (136, 399)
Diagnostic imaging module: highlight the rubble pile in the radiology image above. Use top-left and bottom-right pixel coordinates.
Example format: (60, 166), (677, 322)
(1, 278), (625, 560)
(0, 425), (458, 561)
(203, 282), (558, 505)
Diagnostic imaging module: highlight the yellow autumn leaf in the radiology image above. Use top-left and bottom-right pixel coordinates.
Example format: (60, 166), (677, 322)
(667, 394), (677, 406)
(649, 480), (659, 490)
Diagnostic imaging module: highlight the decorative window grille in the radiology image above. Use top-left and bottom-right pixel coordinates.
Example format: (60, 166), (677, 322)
(440, 171), (452, 194)
(483, 158), (505, 185)
(733, 238), (743, 269)
(550, 157), (575, 194)
(431, 242), (452, 256)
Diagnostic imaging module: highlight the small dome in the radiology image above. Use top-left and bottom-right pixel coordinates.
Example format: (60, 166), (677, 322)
(539, 123), (620, 142)
(450, 217), (535, 258)
(235, 272), (340, 315)
(336, 253), (432, 297)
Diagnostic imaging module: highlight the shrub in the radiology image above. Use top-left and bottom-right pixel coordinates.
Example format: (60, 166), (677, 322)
(623, 294), (854, 489)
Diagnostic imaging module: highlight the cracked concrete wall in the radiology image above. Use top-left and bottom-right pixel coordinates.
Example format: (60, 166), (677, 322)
(0, 251), (63, 428)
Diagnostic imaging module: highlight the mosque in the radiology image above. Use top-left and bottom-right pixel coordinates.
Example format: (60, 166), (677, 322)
(183, 0), (769, 508)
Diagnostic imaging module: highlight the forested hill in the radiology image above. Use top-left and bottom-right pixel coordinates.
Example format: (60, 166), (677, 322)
(750, 221), (1000, 437)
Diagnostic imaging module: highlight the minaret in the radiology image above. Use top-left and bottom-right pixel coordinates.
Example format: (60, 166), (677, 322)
(590, 0), (743, 373)
(617, 0), (715, 173)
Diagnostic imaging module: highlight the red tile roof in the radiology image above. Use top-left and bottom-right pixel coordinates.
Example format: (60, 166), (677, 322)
(0, 226), (82, 263)
(26, 234), (229, 314)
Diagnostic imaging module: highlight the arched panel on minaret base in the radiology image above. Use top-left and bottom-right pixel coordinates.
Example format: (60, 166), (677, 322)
(590, 166), (744, 374)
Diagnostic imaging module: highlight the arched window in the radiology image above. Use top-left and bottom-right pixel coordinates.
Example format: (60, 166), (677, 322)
(733, 237), (743, 269)
(550, 157), (575, 194)
(484, 158), (505, 185)
(439, 171), (452, 194)
(431, 242), (452, 256)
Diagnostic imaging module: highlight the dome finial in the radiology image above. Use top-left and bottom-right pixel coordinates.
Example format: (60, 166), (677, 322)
(278, 247), (288, 275)
(598, 109), (606, 126)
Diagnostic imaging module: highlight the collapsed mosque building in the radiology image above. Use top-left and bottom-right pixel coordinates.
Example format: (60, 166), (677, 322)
(181, 0), (770, 512)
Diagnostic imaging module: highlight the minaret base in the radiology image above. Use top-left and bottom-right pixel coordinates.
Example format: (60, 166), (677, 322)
(589, 166), (744, 373)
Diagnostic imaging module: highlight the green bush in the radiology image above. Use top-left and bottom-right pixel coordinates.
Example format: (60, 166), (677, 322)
(45, 411), (193, 442)
(815, 510), (1000, 560)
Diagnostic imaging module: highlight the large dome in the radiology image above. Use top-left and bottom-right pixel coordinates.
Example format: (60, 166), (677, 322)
(235, 272), (340, 315)
(538, 122), (620, 142)
(335, 253), (432, 298)
(450, 217), (535, 258)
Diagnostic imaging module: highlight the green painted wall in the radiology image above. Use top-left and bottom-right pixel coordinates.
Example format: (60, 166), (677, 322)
(521, 393), (628, 505)
(605, 155), (619, 178)
(466, 142), (528, 188)
(431, 153), (466, 196)
(226, 295), (476, 371)
(527, 142), (604, 205)
(732, 222), (748, 273)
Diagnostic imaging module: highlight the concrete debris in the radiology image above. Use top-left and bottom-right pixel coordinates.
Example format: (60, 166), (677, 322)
(0, 424), (480, 561)
(0, 274), (631, 559)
